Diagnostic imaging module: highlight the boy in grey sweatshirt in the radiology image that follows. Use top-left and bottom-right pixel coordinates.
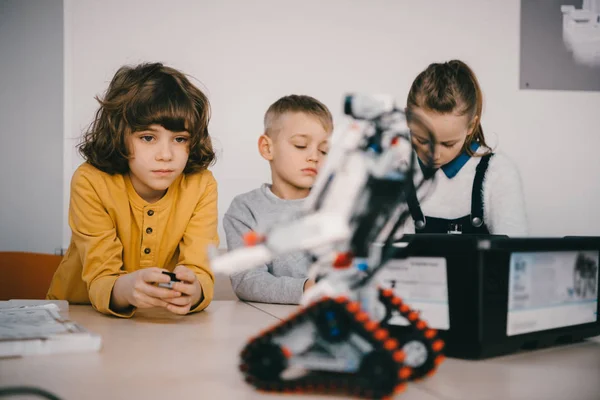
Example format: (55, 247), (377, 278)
(223, 95), (333, 304)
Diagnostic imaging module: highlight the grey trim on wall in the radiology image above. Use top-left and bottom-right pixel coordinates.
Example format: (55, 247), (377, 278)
(0, 0), (64, 253)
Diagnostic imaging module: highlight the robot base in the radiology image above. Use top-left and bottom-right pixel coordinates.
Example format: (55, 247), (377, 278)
(239, 289), (445, 399)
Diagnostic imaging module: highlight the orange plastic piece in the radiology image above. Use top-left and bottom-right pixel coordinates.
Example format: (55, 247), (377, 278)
(355, 311), (369, 322)
(393, 350), (406, 362)
(346, 301), (361, 313)
(333, 252), (353, 268)
(398, 366), (412, 380)
(416, 320), (427, 330)
(394, 383), (407, 394)
(399, 304), (410, 313)
(281, 346), (293, 358)
(432, 339), (445, 352)
(424, 329), (437, 339)
(434, 354), (446, 366)
(407, 311), (419, 321)
(382, 289), (394, 297)
(335, 295), (348, 303)
(364, 321), (379, 332)
(243, 231), (264, 246)
(384, 338), (398, 350)
(391, 297), (402, 305)
(374, 329), (389, 341)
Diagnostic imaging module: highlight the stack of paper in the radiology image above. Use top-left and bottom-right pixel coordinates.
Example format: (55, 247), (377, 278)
(0, 301), (102, 358)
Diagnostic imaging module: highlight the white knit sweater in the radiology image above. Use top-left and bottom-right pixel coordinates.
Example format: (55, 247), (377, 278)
(397, 149), (528, 236)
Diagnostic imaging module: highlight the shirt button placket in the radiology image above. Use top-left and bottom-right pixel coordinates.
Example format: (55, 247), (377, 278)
(141, 207), (156, 265)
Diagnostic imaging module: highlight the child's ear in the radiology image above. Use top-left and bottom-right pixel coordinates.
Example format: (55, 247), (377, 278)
(258, 134), (274, 161)
(467, 115), (480, 136)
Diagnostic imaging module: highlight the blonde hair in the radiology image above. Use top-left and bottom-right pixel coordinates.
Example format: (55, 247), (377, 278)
(264, 94), (333, 136)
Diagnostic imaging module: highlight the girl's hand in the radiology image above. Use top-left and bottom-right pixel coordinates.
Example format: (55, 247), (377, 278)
(164, 265), (203, 315)
(111, 267), (182, 311)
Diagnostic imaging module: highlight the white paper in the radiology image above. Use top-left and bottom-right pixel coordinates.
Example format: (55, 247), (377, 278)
(507, 251), (599, 336)
(0, 305), (69, 340)
(0, 303), (102, 358)
(378, 257), (449, 329)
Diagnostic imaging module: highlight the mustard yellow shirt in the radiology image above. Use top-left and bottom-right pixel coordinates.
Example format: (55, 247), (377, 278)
(47, 163), (219, 317)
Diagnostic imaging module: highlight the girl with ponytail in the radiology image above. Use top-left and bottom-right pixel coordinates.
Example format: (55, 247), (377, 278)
(402, 60), (527, 235)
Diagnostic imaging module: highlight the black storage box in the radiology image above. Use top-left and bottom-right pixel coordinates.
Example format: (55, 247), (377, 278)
(382, 235), (600, 359)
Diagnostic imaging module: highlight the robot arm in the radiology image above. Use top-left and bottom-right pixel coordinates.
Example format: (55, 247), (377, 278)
(210, 211), (350, 276)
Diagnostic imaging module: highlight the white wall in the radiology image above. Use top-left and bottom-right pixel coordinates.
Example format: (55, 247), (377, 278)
(63, 0), (600, 248)
(0, 0), (64, 253)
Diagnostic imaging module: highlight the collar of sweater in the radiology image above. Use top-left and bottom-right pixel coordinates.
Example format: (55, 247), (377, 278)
(418, 141), (480, 179)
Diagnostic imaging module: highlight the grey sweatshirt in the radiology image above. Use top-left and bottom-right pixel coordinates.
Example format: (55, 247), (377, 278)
(223, 184), (311, 304)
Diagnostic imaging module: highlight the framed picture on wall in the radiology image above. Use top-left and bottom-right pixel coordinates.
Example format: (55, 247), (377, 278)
(520, 0), (600, 91)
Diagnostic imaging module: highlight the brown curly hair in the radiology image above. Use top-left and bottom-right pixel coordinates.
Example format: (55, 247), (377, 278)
(78, 62), (215, 174)
(407, 60), (491, 156)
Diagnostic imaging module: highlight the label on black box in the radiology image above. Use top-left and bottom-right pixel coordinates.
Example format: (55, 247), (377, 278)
(507, 251), (599, 336)
(378, 257), (449, 329)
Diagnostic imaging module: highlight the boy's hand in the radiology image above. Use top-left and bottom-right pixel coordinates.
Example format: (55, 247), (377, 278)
(164, 265), (203, 315)
(111, 267), (182, 311)
(303, 279), (316, 292)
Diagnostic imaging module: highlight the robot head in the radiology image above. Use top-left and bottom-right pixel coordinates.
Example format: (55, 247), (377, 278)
(344, 94), (397, 120)
(343, 94), (437, 175)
